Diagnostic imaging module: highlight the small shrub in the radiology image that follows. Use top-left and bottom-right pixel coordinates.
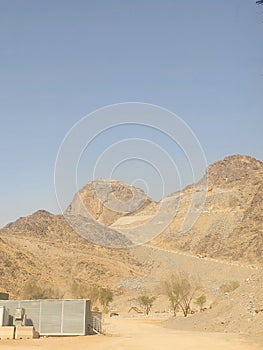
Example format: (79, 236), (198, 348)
(219, 281), (240, 294)
(195, 294), (206, 310)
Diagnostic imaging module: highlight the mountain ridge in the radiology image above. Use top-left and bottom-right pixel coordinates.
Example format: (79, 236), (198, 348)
(0, 153), (262, 306)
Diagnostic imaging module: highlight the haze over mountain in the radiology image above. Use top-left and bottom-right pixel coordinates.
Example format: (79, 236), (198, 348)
(0, 154), (262, 334)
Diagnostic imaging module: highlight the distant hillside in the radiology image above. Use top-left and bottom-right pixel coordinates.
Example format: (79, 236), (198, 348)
(0, 210), (144, 298)
(0, 154), (262, 303)
(86, 155), (263, 264)
(150, 155), (263, 265)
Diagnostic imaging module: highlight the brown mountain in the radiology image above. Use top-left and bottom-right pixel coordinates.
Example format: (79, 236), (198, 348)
(148, 155), (263, 264)
(0, 154), (262, 317)
(66, 179), (153, 226)
(64, 179), (153, 247)
(0, 210), (144, 297)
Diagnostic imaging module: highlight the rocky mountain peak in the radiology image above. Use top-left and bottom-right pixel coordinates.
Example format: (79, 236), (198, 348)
(206, 154), (263, 188)
(66, 179), (153, 226)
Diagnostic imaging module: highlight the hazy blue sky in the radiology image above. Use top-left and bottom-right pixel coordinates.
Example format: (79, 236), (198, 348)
(0, 0), (262, 227)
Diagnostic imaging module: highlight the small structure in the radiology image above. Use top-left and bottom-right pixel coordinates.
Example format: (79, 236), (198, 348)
(0, 299), (101, 336)
(14, 308), (26, 326)
(0, 293), (9, 301)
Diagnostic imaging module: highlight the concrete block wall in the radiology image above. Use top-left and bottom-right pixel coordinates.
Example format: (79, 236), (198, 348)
(0, 326), (15, 340)
(15, 326), (39, 339)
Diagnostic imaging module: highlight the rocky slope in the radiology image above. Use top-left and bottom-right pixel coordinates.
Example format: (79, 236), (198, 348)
(150, 155), (263, 265)
(66, 179), (153, 225)
(0, 154), (262, 335)
(61, 155), (263, 260)
(65, 179), (154, 247)
(164, 269), (263, 334)
(0, 210), (144, 297)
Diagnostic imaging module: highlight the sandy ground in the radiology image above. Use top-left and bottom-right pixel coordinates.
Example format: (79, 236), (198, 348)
(0, 318), (262, 350)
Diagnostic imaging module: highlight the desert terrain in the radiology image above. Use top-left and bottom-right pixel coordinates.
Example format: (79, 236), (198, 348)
(0, 317), (262, 350)
(0, 155), (263, 349)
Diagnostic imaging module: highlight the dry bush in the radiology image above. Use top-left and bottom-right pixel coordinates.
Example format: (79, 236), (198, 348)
(219, 281), (240, 294)
(21, 280), (61, 299)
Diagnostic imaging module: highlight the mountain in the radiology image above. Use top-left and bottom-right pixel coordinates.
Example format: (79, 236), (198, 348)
(0, 210), (144, 297)
(65, 179), (154, 247)
(0, 154), (262, 331)
(149, 155), (263, 264)
(66, 179), (153, 225)
(67, 155), (262, 264)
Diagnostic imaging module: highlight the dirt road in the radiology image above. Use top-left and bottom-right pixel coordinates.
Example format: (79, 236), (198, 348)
(0, 318), (261, 350)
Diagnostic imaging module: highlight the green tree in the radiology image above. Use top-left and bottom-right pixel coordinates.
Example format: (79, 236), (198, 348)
(163, 277), (180, 317)
(195, 294), (206, 311)
(99, 287), (113, 313)
(163, 272), (199, 317)
(137, 294), (156, 315)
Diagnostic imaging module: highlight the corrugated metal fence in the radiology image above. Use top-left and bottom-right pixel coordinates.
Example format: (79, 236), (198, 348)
(0, 299), (101, 336)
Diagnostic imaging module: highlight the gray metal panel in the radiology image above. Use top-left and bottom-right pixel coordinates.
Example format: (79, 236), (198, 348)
(0, 300), (19, 315)
(85, 300), (93, 335)
(0, 306), (9, 326)
(20, 300), (40, 328)
(62, 300), (85, 334)
(0, 300), (19, 325)
(40, 300), (62, 334)
(0, 299), (94, 336)
(91, 312), (102, 334)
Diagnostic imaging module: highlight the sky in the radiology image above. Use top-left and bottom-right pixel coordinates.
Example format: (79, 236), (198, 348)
(0, 0), (263, 227)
